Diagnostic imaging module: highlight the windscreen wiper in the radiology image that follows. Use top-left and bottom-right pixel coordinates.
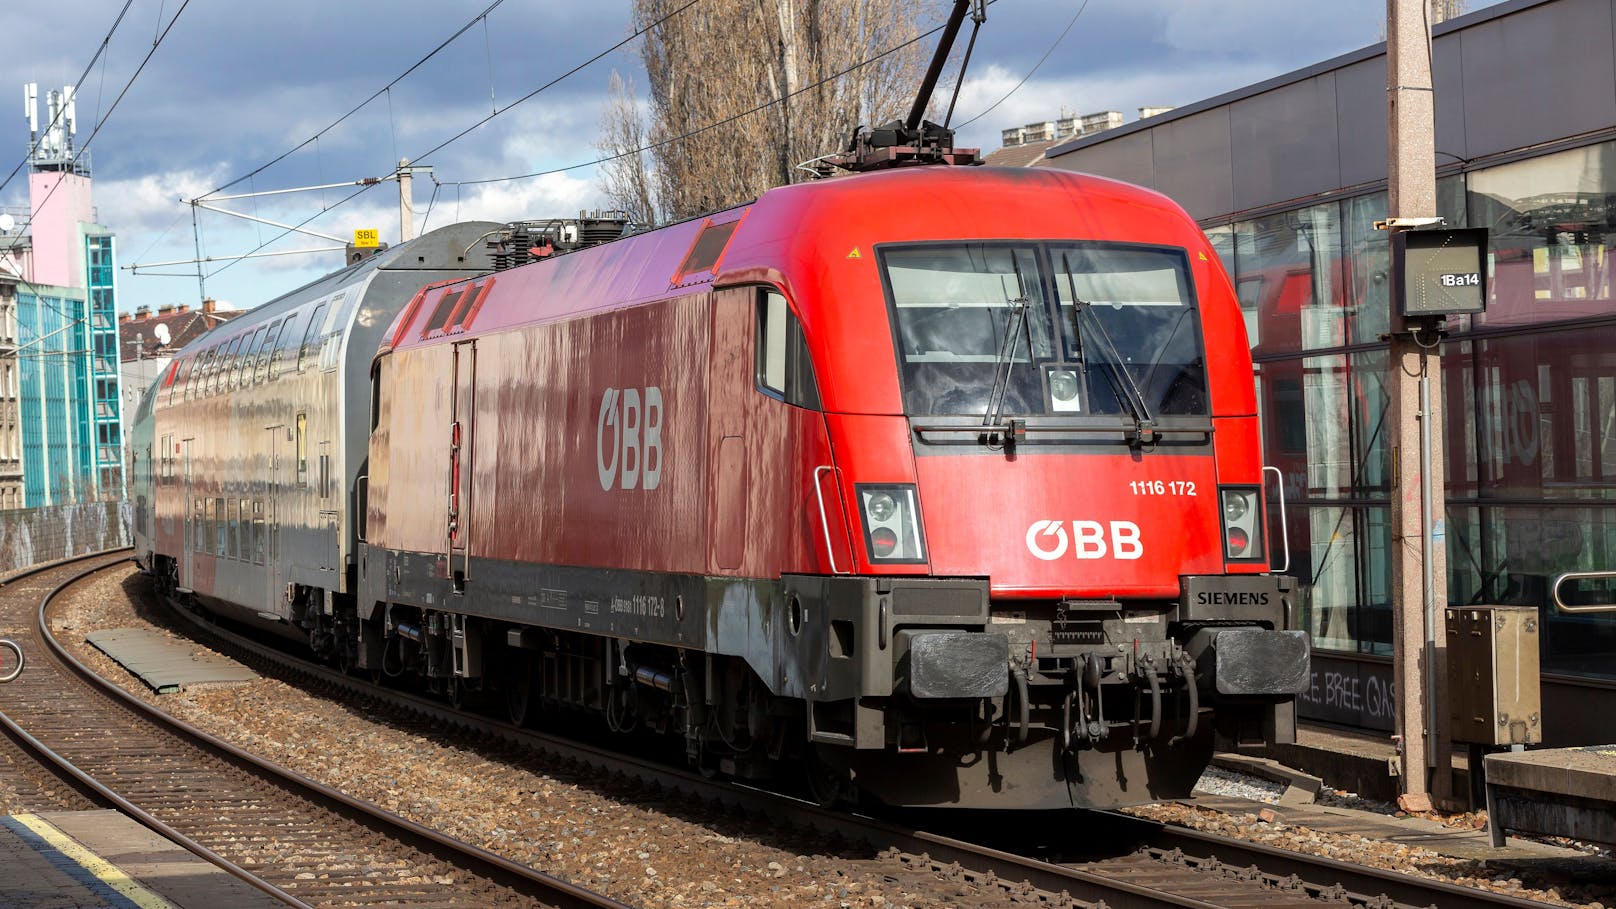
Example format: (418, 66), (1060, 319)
(980, 255), (1035, 448)
(982, 294), (1030, 444)
(1062, 259), (1156, 447)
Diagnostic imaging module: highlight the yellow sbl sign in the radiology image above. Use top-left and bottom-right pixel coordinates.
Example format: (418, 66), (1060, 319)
(353, 228), (380, 248)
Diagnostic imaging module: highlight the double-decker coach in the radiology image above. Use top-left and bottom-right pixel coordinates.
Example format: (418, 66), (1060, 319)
(133, 222), (501, 651)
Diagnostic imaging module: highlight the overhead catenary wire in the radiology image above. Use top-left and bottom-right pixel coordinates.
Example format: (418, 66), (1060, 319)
(204, 0), (969, 280)
(445, 5), (957, 189)
(953, 0), (1089, 130)
(204, 0), (699, 281)
(200, 0), (510, 200)
(400, 0), (702, 178)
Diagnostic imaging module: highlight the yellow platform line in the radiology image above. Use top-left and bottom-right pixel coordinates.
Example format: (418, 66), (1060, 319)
(11, 813), (178, 909)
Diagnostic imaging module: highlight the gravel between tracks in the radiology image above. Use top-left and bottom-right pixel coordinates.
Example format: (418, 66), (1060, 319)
(49, 565), (1616, 909)
(54, 567), (942, 909)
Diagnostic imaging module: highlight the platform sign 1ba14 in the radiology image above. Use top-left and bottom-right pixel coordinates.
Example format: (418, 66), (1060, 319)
(1393, 226), (1489, 317)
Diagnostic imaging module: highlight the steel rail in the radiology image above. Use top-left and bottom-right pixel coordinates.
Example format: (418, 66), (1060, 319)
(0, 550), (307, 907)
(1097, 812), (1557, 909)
(34, 556), (631, 909)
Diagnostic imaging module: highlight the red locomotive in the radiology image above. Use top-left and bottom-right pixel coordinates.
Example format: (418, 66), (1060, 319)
(147, 165), (1307, 812)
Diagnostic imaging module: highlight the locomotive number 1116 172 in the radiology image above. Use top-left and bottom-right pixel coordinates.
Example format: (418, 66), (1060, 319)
(1129, 480), (1197, 496)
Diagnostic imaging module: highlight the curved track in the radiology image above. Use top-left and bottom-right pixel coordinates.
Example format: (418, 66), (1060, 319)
(0, 552), (631, 909)
(145, 574), (1559, 909)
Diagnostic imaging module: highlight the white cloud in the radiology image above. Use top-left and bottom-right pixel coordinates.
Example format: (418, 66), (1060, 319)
(95, 167), (229, 238)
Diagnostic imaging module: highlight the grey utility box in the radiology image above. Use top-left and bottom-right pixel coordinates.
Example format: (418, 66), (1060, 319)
(1446, 605), (1542, 746)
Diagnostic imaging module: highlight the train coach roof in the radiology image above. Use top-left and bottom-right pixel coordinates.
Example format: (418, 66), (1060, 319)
(174, 220), (503, 354)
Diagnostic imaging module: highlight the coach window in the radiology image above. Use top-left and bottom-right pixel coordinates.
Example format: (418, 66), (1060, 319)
(754, 288), (820, 409)
(191, 348), (211, 399)
(167, 359), (187, 406)
(252, 500), (265, 564)
(199, 347), (219, 398)
(202, 345), (219, 396)
(270, 310), (302, 380)
(213, 496), (226, 555)
(298, 303), (328, 371)
(238, 327), (267, 388)
(296, 413), (308, 484)
(223, 335), (246, 392)
(216, 337), (240, 394)
(255, 320), (281, 384)
(370, 361), (384, 431)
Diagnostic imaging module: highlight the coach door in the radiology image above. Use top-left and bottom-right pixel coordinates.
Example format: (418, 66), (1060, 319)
(265, 424), (286, 614)
(180, 438), (194, 590)
(447, 340), (477, 589)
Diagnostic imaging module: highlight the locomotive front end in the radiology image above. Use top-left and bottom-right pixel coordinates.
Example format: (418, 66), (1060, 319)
(781, 177), (1309, 808)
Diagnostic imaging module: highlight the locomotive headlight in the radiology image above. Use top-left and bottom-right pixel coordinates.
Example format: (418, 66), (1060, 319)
(1223, 493), (1249, 522)
(1048, 367), (1082, 412)
(1219, 486), (1265, 562)
(867, 491), (898, 522)
(859, 484), (927, 564)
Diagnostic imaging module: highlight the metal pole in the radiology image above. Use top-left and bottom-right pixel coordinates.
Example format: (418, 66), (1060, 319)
(1420, 363), (1438, 788)
(1386, 0), (1451, 812)
(190, 203), (207, 307)
(398, 158), (415, 243)
(905, 0), (971, 130)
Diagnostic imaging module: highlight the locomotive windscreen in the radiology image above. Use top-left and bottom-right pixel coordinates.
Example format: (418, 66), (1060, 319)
(879, 241), (1208, 420)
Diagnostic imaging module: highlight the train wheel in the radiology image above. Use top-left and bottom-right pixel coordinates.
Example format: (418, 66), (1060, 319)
(504, 659), (534, 726)
(805, 746), (852, 808)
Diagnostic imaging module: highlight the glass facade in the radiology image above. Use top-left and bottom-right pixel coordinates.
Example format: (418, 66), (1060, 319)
(18, 288), (92, 505)
(85, 234), (123, 496)
(1212, 142), (1616, 681)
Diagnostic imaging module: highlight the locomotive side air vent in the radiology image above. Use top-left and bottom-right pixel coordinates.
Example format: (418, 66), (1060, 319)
(486, 211), (635, 271)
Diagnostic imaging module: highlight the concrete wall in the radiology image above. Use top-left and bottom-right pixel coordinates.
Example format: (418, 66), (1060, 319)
(0, 500), (129, 573)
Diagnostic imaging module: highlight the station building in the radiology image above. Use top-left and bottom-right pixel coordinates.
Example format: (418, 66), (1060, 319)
(0, 84), (125, 508)
(1039, 0), (1616, 743)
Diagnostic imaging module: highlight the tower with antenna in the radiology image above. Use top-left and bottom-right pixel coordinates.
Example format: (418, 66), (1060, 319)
(25, 83), (89, 175)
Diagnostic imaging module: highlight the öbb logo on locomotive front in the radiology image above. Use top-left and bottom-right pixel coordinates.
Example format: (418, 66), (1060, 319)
(1024, 519), (1144, 561)
(595, 386), (664, 491)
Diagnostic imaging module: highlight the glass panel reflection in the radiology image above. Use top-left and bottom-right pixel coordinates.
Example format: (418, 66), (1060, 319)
(1448, 504), (1616, 680)
(1467, 141), (1616, 329)
(1233, 201), (1345, 354)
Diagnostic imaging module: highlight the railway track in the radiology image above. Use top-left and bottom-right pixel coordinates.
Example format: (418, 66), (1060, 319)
(135, 571), (1562, 909)
(0, 552), (632, 909)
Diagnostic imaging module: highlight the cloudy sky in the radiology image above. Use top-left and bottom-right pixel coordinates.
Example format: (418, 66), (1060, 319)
(0, 1), (1499, 315)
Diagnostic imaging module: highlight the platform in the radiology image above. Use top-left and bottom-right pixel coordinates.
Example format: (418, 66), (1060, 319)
(0, 810), (283, 908)
(1485, 745), (1616, 847)
(84, 627), (256, 694)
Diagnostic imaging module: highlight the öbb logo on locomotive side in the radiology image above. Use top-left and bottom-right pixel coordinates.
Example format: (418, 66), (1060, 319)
(1025, 519), (1143, 561)
(596, 386), (664, 491)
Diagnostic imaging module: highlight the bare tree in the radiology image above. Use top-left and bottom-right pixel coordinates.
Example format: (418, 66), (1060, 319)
(1432, 0), (1466, 23)
(597, 0), (941, 223)
(598, 72), (656, 224)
